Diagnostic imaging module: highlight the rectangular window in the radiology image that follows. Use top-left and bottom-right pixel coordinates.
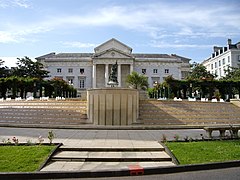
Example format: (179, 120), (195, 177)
(219, 68), (221, 77)
(238, 55), (240, 61)
(68, 68), (73, 73)
(165, 69), (169, 74)
(80, 68), (84, 74)
(79, 78), (85, 89)
(142, 69), (146, 74)
(219, 60), (221, 66)
(211, 64), (213, 69)
(153, 69), (158, 74)
(222, 58), (225, 65)
(228, 56), (230, 63)
(215, 62), (217, 68)
(57, 68), (62, 73)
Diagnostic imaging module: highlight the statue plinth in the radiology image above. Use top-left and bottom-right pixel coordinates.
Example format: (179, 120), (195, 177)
(107, 80), (118, 87)
(87, 88), (139, 126)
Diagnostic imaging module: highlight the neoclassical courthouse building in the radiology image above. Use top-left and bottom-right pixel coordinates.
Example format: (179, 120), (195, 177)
(36, 38), (191, 95)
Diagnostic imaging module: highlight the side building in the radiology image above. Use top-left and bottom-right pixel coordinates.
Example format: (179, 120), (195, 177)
(36, 38), (191, 96)
(202, 39), (240, 79)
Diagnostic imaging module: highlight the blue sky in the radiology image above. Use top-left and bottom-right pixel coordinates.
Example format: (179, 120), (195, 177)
(0, 0), (240, 67)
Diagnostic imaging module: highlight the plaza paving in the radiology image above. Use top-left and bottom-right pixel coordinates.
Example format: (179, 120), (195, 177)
(0, 127), (219, 172)
(0, 100), (239, 173)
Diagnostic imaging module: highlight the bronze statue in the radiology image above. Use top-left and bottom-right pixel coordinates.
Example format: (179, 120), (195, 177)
(108, 61), (118, 87)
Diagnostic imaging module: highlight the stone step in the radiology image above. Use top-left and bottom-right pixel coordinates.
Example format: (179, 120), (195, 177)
(138, 100), (240, 125)
(52, 151), (172, 162)
(59, 147), (165, 152)
(40, 161), (175, 172)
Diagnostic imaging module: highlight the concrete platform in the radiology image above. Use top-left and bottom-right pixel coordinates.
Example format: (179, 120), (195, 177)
(41, 161), (175, 172)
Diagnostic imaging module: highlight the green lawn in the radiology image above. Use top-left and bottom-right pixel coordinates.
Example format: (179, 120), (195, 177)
(166, 140), (240, 165)
(0, 145), (56, 172)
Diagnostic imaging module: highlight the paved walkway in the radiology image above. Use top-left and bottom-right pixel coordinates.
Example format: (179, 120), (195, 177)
(0, 127), (220, 172)
(0, 127), (212, 145)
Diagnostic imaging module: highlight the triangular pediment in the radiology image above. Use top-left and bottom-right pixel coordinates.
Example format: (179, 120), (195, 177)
(94, 38), (132, 55)
(93, 48), (133, 59)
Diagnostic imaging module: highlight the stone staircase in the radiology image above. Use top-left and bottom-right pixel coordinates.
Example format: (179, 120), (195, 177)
(139, 100), (240, 125)
(41, 144), (175, 172)
(2, 99), (240, 126)
(0, 100), (88, 125)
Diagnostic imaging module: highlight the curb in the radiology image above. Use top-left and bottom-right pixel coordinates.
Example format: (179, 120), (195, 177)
(37, 143), (63, 171)
(0, 123), (208, 130)
(0, 160), (240, 179)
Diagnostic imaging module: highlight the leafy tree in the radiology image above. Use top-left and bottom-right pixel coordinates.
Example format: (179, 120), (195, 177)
(50, 77), (76, 97)
(223, 66), (240, 80)
(0, 59), (4, 66)
(126, 71), (148, 90)
(11, 57), (49, 79)
(0, 59), (10, 78)
(186, 63), (215, 80)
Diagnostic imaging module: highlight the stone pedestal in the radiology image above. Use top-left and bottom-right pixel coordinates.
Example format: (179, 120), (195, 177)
(87, 88), (139, 125)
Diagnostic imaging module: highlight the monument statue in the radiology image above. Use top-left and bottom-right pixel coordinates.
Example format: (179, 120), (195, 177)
(107, 61), (119, 87)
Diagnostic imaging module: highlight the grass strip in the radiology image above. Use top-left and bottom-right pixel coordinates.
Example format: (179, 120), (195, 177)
(0, 145), (55, 172)
(166, 140), (240, 165)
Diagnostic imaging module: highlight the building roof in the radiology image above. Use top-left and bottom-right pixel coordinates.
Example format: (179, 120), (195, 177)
(36, 52), (56, 60)
(54, 53), (94, 58)
(171, 54), (191, 62)
(36, 52), (190, 63)
(133, 53), (173, 59)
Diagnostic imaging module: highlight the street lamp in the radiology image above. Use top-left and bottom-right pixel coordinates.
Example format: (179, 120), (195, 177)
(153, 81), (158, 99)
(189, 83), (192, 98)
(163, 86), (166, 99)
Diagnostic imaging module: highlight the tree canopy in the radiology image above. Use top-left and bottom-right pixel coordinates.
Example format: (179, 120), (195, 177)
(186, 63), (215, 80)
(11, 57), (49, 79)
(222, 66), (240, 80)
(0, 59), (10, 78)
(126, 71), (148, 90)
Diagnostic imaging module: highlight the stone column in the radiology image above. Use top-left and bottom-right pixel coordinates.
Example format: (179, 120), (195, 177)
(92, 64), (96, 88)
(105, 64), (109, 87)
(118, 64), (121, 87)
(130, 64), (134, 73)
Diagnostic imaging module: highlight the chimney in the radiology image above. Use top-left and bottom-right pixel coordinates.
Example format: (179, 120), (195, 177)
(213, 46), (218, 52)
(227, 39), (232, 45)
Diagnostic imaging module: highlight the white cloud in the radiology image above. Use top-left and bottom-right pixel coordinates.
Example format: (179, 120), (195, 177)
(13, 0), (30, 8)
(61, 41), (97, 49)
(45, 2), (240, 40)
(0, 57), (18, 67)
(150, 40), (214, 49)
(0, 31), (19, 43)
(0, 0), (30, 8)
(0, 25), (52, 43)
(0, 1), (239, 45)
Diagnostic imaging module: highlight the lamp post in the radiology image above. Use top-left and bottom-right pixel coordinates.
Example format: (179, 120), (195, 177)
(33, 82), (37, 98)
(153, 81), (158, 99)
(163, 86), (166, 99)
(189, 83), (192, 98)
(68, 80), (74, 98)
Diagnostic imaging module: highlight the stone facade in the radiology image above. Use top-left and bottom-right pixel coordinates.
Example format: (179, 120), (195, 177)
(202, 39), (240, 79)
(36, 38), (191, 95)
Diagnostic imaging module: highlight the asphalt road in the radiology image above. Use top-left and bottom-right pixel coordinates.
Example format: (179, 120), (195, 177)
(77, 167), (240, 180)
